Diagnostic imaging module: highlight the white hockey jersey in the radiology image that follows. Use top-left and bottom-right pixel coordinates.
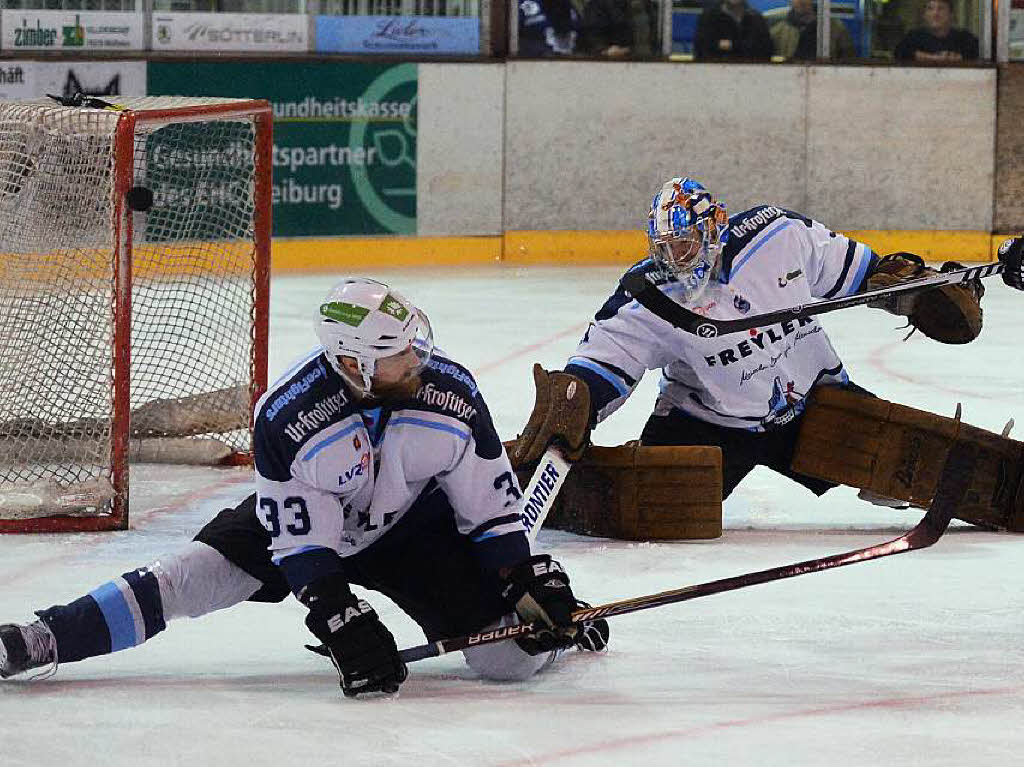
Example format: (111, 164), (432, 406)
(252, 349), (528, 587)
(567, 206), (874, 431)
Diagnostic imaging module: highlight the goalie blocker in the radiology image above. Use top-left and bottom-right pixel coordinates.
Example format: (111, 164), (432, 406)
(791, 386), (1024, 531)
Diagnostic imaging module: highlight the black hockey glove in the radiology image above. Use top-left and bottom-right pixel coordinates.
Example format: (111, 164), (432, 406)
(998, 236), (1024, 291)
(298, 573), (407, 698)
(501, 554), (579, 655)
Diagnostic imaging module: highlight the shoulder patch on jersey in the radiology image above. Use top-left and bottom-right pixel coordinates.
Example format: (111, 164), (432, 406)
(721, 205), (807, 279)
(622, 257), (663, 281)
(261, 354), (331, 423)
(404, 354), (503, 460)
(725, 205), (786, 249)
(254, 354), (355, 481)
(397, 354), (481, 426)
(415, 380), (479, 424)
(424, 354), (479, 398)
(597, 258), (666, 322)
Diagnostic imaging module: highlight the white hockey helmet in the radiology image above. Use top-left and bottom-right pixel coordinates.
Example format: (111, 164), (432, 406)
(647, 177), (730, 299)
(315, 278), (434, 397)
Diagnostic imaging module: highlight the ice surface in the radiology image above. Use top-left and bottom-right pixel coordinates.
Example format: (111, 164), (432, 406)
(3, 266), (1023, 766)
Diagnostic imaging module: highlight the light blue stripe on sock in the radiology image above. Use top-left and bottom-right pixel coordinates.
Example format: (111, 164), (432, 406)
(90, 581), (138, 652)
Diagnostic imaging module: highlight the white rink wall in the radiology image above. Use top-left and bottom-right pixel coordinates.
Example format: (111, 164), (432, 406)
(417, 62), (996, 235)
(417, 64), (505, 236)
(805, 67), (996, 230)
(503, 62), (808, 230)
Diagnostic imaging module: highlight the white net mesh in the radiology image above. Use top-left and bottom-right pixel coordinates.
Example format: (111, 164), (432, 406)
(0, 97), (267, 525)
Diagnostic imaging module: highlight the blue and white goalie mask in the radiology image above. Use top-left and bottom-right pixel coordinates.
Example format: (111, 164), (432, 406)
(315, 278), (434, 397)
(647, 177), (730, 301)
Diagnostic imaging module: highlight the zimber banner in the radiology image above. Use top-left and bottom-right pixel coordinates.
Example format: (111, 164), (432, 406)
(1, 10), (144, 50)
(148, 61), (416, 236)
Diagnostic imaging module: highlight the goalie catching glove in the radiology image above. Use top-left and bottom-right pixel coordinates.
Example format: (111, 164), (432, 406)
(998, 236), (1024, 291)
(299, 573), (407, 697)
(508, 364), (592, 469)
(866, 252), (983, 344)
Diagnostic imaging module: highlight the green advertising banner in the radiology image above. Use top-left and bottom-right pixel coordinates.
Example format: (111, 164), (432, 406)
(148, 61), (417, 236)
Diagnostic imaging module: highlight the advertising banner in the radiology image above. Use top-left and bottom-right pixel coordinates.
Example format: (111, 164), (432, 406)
(148, 61), (416, 236)
(0, 62), (32, 99)
(0, 60), (145, 100)
(1, 10), (144, 51)
(315, 15), (479, 55)
(152, 13), (307, 52)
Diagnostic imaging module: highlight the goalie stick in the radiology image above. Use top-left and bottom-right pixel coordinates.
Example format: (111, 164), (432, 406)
(398, 440), (977, 664)
(519, 446), (573, 543)
(621, 261), (1004, 338)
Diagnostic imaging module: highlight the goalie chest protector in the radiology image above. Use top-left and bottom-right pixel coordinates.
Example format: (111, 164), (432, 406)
(536, 444), (723, 540)
(792, 386), (1024, 530)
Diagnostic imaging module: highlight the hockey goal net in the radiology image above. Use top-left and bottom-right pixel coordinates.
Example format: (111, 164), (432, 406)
(0, 96), (271, 533)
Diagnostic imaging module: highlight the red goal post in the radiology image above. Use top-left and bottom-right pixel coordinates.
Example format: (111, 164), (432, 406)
(0, 97), (272, 533)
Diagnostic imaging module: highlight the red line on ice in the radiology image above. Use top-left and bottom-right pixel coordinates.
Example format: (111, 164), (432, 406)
(867, 338), (1000, 401)
(495, 684), (1023, 765)
(475, 324), (589, 375)
(0, 473), (251, 587)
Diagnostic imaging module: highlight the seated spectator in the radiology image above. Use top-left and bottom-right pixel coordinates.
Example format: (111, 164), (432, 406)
(694, 0), (774, 61)
(519, 0), (582, 56)
(582, 0), (657, 57)
(771, 0), (856, 60)
(894, 0), (979, 62)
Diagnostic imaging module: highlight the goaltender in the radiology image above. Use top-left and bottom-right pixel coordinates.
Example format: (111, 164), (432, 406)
(511, 177), (1024, 534)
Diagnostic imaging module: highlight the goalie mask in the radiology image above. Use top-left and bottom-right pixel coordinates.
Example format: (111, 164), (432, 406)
(647, 177), (729, 301)
(315, 278), (434, 398)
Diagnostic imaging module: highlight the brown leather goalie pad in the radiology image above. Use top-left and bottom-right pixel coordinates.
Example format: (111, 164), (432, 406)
(792, 387), (1024, 530)
(509, 442), (723, 540)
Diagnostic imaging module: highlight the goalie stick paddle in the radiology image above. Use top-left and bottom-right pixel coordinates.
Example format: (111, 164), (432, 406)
(621, 262), (1004, 338)
(398, 441), (977, 664)
(519, 445), (573, 543)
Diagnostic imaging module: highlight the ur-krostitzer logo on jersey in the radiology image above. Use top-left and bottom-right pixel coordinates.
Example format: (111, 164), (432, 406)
(417, 382), (477, 421)
(283, 391), (349, 443)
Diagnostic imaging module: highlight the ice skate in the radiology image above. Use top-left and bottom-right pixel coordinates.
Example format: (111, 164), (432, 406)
(0, 620), (56, 679)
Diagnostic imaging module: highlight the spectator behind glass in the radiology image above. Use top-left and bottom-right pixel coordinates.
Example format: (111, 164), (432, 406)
(894, 0), (979, 62)
(694, 0), (774, 60)
(519, 0), (582, 56)
(771, 0), (856, 59)
(582, 0), (657, 57)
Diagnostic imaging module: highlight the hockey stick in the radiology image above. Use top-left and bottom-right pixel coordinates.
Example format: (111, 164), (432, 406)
(398, 441), (976, 664)
(621, 261), (1004, 338)
(305, 449), (570, 661)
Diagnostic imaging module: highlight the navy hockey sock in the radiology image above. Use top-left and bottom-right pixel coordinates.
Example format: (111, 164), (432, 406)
(36, 567), (167, 663)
